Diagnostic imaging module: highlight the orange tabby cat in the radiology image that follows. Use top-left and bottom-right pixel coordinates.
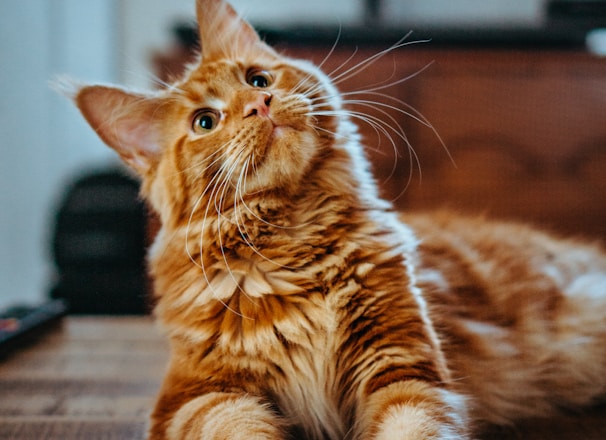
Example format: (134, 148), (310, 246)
(69, 0), (606, 438)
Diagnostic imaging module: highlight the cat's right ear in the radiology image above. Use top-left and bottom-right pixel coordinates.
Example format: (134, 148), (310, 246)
(74, 85), (165, 176)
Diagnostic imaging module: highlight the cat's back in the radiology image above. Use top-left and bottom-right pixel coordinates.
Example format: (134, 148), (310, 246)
(404, 211), (606, 290)
(402, 211), (606, 423)
(403, 210), (606, 325)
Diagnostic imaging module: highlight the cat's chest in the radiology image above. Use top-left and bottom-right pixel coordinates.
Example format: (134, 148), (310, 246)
(196, 266), (343, 434)
(214, 267), (335, 356)
(159, 226), (412, 439)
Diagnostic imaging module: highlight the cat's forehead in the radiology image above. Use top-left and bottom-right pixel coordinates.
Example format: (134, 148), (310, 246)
(172, 60), (239, 106)
(186, 60), (241, 88)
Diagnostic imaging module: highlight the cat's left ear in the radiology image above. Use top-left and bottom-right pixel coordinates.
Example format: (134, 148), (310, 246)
(75, 85), (166, 176)
(196, 0), (275, 61)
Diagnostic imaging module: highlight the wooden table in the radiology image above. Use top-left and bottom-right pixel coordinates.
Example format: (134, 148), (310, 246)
(0, 317), (605, 439)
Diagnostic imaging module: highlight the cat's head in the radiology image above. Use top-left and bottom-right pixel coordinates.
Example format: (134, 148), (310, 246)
(72, 0), (359, 226)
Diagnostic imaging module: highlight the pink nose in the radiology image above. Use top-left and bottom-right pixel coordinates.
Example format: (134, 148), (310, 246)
(243, 92), (272, 118)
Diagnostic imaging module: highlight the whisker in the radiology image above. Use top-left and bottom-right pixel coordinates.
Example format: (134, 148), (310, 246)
(291, 43), (363, 101)
(287, 27), (345, 97)
(329, 33), (429, 87)
(325, 46), (360, 83)
(182, 141), (254, 319)
(315, 25), (344, 73)
(341, 93), (454, 168)
(233, 161), (301, 271)
(339, 59), (435, 95)
(209, 151), (255, 318)
(185, 149), (237, 269)
(177, 145), (227, 177)
(310, 85), (454, 169)
(309, 107), (422, 195)
(310, 124), (355, 142)
(341, 99), (427, 134)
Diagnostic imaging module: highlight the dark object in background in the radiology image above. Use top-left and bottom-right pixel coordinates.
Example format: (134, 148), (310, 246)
(548, 0), (606, 19)
(0, 299), (67, 357)
(51, 167), (149, 314)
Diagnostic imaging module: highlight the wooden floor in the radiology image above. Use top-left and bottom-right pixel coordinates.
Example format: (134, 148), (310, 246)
(0, 317), (166, 440)
(0, 317), (604, 439)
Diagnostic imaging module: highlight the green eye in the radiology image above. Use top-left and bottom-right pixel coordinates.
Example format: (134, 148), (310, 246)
(192, 109), (219, 134)
(247, 69), (273, 88)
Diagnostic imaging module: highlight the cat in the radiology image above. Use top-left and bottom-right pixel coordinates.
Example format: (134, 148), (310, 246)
(67, 0), (606, 438)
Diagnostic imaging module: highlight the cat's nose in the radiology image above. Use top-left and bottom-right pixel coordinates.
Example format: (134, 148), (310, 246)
(243, 92), (272, 118)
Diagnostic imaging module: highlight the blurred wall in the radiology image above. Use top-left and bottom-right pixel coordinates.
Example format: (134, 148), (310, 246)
(0, 0), (118, 309)
(383, 0), (544, 27)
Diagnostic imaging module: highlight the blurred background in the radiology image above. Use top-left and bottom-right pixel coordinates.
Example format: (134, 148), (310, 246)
(1, 0), (606, 313)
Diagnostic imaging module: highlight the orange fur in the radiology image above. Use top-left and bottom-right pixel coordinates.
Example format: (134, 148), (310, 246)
(406, 212), (606, 426)
(70, 0), (606, 438)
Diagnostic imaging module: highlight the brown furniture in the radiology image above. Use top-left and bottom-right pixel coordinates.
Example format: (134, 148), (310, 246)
(0, 317), (604, 439)
(276, 44), (606, 240)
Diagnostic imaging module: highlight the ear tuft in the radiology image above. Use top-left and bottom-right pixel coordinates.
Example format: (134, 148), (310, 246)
(50, 75), (83, 100)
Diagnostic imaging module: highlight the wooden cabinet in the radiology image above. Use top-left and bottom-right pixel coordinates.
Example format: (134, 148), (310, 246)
(278, 45), (606, 239)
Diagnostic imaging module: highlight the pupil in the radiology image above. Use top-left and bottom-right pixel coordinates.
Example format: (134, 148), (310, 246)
(253, 75), (268, 88)
(200, 115), (213, 129)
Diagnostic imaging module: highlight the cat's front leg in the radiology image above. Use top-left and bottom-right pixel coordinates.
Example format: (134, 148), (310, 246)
(357, 380), (470, 440)
(149, 392), (288, 440)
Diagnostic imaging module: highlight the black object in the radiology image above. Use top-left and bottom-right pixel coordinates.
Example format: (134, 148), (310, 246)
(173, 21), (200, 51)
(364, 0), (383, 25)
(0, 299), (67, 357)
(548, 0), (606, 18)
(50, 167), (149, 314)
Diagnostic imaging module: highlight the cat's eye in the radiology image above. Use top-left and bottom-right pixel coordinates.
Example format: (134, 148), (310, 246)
(247, 69), (273, 89)
(192, 109), (220, 134)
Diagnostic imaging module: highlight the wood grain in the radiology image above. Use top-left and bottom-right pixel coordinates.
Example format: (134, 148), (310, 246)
(0, 318), (166, 440)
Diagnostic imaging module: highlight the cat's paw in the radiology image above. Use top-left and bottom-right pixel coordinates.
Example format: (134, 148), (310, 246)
(165, 393), (287, 440)
(359, 381), (469, 440)
(373, 404), (467, 440)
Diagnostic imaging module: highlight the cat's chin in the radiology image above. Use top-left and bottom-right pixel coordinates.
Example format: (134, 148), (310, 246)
(244, 128), (317, 195)
(265, 125), (300, 158)
(269, 125), (289, 144)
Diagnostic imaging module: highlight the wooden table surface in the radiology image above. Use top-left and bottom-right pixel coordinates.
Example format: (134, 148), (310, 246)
(0, 317), (605, 440)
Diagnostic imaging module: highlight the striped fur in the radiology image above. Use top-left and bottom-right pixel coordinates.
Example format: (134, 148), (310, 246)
(71, 0), (606, 438)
